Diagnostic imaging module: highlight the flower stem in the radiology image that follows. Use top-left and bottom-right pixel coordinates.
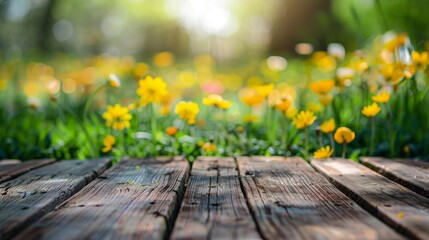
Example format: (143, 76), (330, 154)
(329, 133), (335, 156)
(305, 127), (309, 159)
(370, 117), (375, 156)
(342, 143), (347, 158)
(150, 103), (157, 156)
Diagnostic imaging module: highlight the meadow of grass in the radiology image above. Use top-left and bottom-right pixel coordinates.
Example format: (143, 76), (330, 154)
(1, 31), (428, 162)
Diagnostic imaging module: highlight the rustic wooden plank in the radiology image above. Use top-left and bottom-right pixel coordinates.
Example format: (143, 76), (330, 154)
(0, 159), (55, 184)
(171, 157), (261, 240)
(360, 157), (429, 199)
(238, 156), (403, 240)
(0, 158), (111, 239)
(16, 157), (189, 240)
(312, 158), (429, 240)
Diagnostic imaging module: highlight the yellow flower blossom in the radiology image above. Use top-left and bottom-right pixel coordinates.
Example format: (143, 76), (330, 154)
(107, 73), (121, 88)
(274, 96), (292, 113)
(292, 111), (316, 129)
(362, 103), (381, 118)
(384, 33), (408, 52)
(102, 135), (115, 153)
(153, 51), (174, 68)
(134, 62), (149, 77)
(312, 51), (336, 71)
(372, 92), (391, 104)
(136, 75), (168, 106)
(218, 100), (232, 110)
(380, 64), (405, 84)
(254, 83), (274, 98)
(334, 127), (355, 144)
(285, 107), (298, 119)
(202, 142), (217, 153)
(310, 79), (335, 95)
(320, 119), (335, 133)
(313, 146), (334, 159)
(203, 94), (233, 110)
(102, 104), (132, 130)
(239, 87), (264, 106)
(175, 101), (200, 125)
(411, 51), (428, 72)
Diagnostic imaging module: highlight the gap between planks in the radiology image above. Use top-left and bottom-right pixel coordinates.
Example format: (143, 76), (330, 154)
(238, 156), (403, 240)
(312, 158), (429, 240)
(0, 158), (111, 239)
(15, 157), (190, 240)
(360, 157), (429, 199)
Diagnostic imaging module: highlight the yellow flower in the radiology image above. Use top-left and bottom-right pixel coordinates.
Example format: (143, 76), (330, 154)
(203, 94), (223, 106)
(134, 62), (149, 77)
(319, 94), (333, 106)
(312, 51), (336, 71)
(175, 101), (200, 125)
(218, 100), (232, 110)
(285, 107), (298, 119)
(274, 96), (291, 113)
(107, 73), (121, 88)
(102, 104), (132, 130)
(202, 142), (217, 153)
(136, 75), (168, 106)
(203, 94), (232, 110)
(292, 111), (316, 129)
(372, 92), (391, 103)
(320, 119), (335, 133)
(165, 126), (178, 136)
(314, 146), (334, 159)
(310, 79), (335, 95)
(362, 103), (381, 118)
(102, 135), (115, 153)
(239, 87), (264, 106)
(380, 64), (405, 84)
(254, 83), (274, 98)
(411, 51), (428, 72)
(153, 51), (174, 68)
(384, 33), (408, 52)
(334, 127), (355, 144)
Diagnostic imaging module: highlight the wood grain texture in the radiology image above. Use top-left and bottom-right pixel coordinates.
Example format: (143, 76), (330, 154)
(16, 157), (189, 240)
(0, 158), (111, 239)
(0, 159), (55, 183)
(360, 157), (429, 199)
(312, 158), (429, 240)
(238, 156), (403, 240)
(171, 157), (261, 240)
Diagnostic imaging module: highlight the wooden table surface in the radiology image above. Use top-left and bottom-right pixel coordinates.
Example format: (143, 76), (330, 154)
(1, 156), (429, 240)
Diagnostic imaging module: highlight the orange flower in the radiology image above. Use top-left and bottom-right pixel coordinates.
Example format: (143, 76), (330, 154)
(310, 79), (335, 95)
(239, 87), (264, 106)
(165, 126), (178, 136)
(334, 127), (355, 144)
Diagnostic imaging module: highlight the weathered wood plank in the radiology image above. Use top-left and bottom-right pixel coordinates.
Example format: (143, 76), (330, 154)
(0, 159), (111, 239)
(0, 159), (55, 184)
(360, 157), (429, 199)
(16, 157), (189, 240)
(312, 158), (429, 240)
(238, 156), (403, 240)
(171, 157), (261, 240)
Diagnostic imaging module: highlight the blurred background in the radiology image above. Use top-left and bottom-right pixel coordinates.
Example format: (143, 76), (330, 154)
(1, 0), (429, 61)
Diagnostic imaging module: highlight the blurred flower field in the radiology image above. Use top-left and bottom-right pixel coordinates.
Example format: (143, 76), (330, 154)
(1, 31), (428, 162)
